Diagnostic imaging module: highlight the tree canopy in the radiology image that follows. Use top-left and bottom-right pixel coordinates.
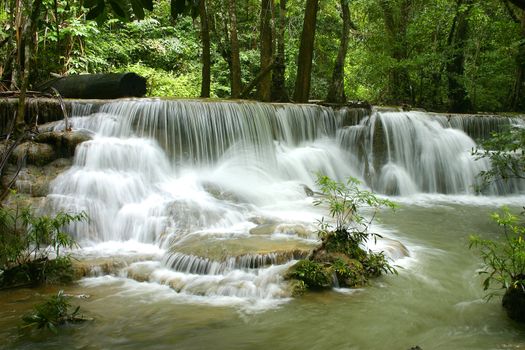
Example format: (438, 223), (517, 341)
(0, 0), (524, 112)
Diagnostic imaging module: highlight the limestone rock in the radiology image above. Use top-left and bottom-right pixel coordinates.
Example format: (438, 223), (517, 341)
(34, 130), (92, 158)
(12, 142), (56, 166)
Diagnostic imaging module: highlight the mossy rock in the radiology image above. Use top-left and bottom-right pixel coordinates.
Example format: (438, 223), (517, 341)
(35, 130), (92, 158)
(502, 284), (525, 323)
(287, 279), (307, 297)
(286, 259), (332, 290)
(331, 257), (367, 287)
(12, 142), (57, 166)
(0, 258), (74, 289)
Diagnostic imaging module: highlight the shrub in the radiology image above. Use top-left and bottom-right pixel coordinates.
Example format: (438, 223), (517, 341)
(286, 175), (397, 291)
(469, 207), (525, 296)
(0, 195), (87, 288)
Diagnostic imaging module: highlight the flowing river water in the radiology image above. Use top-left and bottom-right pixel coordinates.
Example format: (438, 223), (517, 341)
(1, 100), (524, 349)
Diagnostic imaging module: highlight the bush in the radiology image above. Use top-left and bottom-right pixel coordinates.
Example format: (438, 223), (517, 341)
(286, 175), (397, 291)
(0, 196), (86, 288)
(116, 64), (203, 98)
(469, 207), (525, 296)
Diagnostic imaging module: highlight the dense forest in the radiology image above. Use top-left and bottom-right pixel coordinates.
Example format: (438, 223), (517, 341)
(0, 0), (524, 112)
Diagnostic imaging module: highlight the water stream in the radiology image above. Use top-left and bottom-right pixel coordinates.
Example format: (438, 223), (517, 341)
(1, 100), (524, 349)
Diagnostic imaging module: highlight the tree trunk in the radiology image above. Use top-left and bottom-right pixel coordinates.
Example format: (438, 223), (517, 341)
(258, 0), (273, 101)
(509, 0), (525, 10)
(16, 0), (43, 128)
(199, 0), (211, 98)
(509, 10), (525, 110)
(228, 0), (242, 98)
(326, 0), (351, 104)
(379, 0), (413, 105)
(293, 0), (319, 103)
(271, 0), (288, 102)
(42, 73), (147, 99)
(446, 0), (473, 113)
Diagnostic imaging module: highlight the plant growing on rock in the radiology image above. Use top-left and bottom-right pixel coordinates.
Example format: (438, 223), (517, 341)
(0, 194), (87, 289)
(286, 175), (397, 292)
(471, 126), (525, 323)
(469, 207), (525, 322)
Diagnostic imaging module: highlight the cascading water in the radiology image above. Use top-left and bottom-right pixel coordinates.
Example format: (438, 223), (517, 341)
(44, 100), (523, 311)
(340, 110), (525, 196)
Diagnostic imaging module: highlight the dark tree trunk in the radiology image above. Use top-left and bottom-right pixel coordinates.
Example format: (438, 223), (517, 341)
(293, 0), (319, 103)
(379, 0), (413, 105)
(446, 0), (473, 113)
(16, 0), (43, 128)
(271, 0), (289, 102)
(42, 73), (147, 99)
(326, 0), (351, 104)
(509, 0), (525, 10)
(199, 0), (211, 98)
(258, 0), (273, 101)
(509, 10), (525, 110)
(228, 0), (242, 98)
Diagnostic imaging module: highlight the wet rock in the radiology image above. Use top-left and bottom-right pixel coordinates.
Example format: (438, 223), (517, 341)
(275, 223), (311, 238)
(201, 182), (241, 202)
(502, 283), (525, 323)
(302, 184), (314, 197)
(248, 216), (278, 225)
(12, 141), (56, 166)
(2, 158), (72, 197)
(34, 130), (92, 158)
(287, 279), (307, 297)
(249, 223), (278, 235)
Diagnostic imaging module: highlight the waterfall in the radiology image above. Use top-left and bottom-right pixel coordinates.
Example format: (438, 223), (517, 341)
(339, 110), (525, 196)
(44, 100), (523, 308)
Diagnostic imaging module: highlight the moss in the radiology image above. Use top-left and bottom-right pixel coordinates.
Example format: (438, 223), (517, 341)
(286, 260), (332, 290)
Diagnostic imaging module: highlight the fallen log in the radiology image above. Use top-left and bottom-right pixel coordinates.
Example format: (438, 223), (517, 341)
(41, 72), (147, 99)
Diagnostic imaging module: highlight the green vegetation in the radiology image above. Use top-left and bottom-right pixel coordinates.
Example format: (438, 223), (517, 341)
(22, 290), (89, 333)
(471, 127), (525, 322)
(0, 196), (87, 289)
(0, 0), (523, 111)
(286, 175), (397, 292)
(470, 208), (525, 295)
(474, 126), (525, 186)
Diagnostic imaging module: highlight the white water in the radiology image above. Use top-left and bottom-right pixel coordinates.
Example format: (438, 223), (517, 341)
(43, 100), (524, 311)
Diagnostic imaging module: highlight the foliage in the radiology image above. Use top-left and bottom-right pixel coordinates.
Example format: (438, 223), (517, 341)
(469, 207), (525, 298)
(21, 290), (86, 334)
(287, 174), (397, 291)
(0, 195), (87, 288)
(314, 174), (397, 244)
(473, 125), (525, 187)
(1, 0), (523, 110)
(286, 259), (332, 289)
(116, 63), (203, 97)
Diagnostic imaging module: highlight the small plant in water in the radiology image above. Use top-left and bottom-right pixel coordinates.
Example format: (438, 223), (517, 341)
(21, 290), (88, 333)
(286, 174), (397, 292)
